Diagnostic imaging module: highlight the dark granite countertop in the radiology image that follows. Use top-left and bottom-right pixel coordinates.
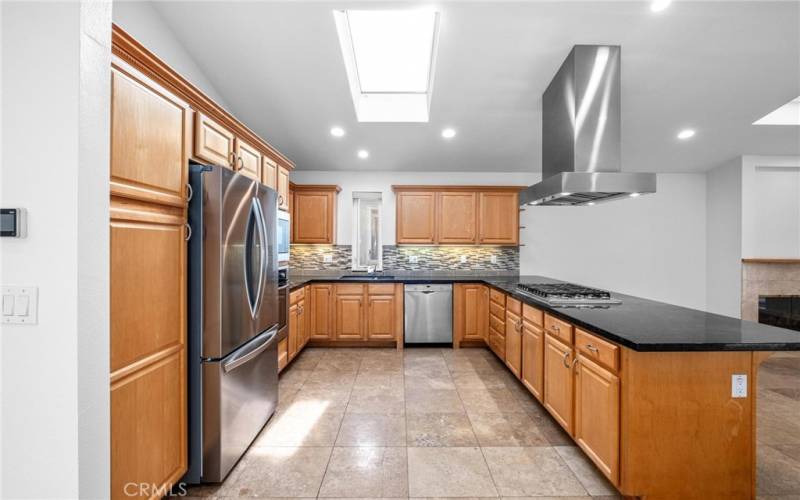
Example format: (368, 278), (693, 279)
(288, 273), (800, 352)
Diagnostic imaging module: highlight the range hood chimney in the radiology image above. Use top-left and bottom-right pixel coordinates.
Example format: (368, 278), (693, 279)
(519, 45), (656, 206)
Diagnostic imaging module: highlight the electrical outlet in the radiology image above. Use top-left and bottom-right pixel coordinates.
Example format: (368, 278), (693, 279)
(732, 374), (747, 398)
(490, 255), (498, 264)
(323, 254), (333, 263)
(409, 255), (418, 264)
(460, 255), (467, 263)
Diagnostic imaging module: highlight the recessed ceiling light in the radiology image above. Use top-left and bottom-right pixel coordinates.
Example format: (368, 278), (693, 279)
(629, 193), (641, 198)
(650, 0), (672, 12)
(357, 149), (369, 159)
(677, 129), (696, 140)
(586, 202), (595, 206)
(754, 96), (800, 126)
(330, 126), (345, 137)
(441, 128), (456, 139)
(333, 9), (440, 122)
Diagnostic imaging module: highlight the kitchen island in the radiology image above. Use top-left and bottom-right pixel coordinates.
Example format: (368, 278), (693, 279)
(287, 274), (800, 499)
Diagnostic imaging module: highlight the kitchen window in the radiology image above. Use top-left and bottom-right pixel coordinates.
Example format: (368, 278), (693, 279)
(352, 192), (382, 271)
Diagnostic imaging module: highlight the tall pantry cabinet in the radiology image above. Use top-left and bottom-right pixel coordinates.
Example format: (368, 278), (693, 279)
(109, 59), (189, 499)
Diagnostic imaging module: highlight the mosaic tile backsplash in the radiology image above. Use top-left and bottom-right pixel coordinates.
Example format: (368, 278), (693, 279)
(290, 244), (519, 274)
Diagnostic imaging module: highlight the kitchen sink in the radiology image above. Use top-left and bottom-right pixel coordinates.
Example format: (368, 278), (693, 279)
(339, 275), (396, 281)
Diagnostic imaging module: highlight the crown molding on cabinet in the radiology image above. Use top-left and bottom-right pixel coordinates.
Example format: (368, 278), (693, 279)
(392, 185), (526, 193)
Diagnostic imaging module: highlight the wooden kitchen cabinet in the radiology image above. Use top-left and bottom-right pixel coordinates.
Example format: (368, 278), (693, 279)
(111, 65), (190, 208)
(393, 186), (522, 246)
(335, 284), (366, 340)
(521, 304), (545, 402)
(367, 293), (397, 340)
(194, 112), (235, 169)
(277, 166), (290, 211)
(437, 192), (477, 244)
(478, 192), (519, 245)
(262, 157), (278, 190)
(454, 284), (488, 346)
(309, 284), (334, 340)
(234, 138), (262, 181)
(488, 288), (507, 359)
(575, 353), (620, 484)
(292, 185), (340, 244)
(544, 333), (575, 433)
(289, 288), (306, 360)
(505, 297), (523, 378)
(396, 191), (437, 244)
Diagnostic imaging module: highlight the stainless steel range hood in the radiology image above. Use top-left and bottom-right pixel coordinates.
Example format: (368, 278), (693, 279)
(519, 45), (656, 206)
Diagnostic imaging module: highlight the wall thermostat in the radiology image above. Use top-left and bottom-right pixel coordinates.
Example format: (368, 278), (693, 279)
(1, 208), (26, 238)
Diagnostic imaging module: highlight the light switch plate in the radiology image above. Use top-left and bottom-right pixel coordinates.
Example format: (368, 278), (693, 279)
(460, 255), (467, 263)
(732, 374), (747, 398)
(2, 286), (38, 325)
(490, 255), (498, 264)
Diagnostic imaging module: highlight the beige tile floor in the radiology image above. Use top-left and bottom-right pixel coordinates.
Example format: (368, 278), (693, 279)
(187, 347), (800, 499)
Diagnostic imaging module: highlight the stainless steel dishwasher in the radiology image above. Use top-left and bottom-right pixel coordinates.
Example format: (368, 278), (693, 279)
(404, 284), (453, 343)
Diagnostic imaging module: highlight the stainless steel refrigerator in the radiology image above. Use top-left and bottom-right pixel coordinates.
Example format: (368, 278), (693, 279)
(185, 163), (279, 484)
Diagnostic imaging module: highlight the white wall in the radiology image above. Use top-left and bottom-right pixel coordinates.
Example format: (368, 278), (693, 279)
(741, 155), (800, 258)
(1, 2), (110, 498)
(290, 170), (536, 245)
(706, 159), (743, 317)
(520, 174), (708, 311)
(113, 0), (230, 109)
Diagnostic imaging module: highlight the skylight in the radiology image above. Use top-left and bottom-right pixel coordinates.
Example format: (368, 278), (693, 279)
(334, 9), (440, 122)
(754, 96), (800, 125)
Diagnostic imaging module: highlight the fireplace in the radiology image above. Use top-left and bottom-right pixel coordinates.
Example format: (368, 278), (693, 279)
(759, 296), (800, 332)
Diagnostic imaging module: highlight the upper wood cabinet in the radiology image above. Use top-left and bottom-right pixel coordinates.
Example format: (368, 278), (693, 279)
(111, 64), (190, 207)
(235, 138), (261, 181)
(262, 157), (278, 190)
(393, 186), (522, 245)
(478, 192), (519, 245)
(292, 184), (340, 244)
(194, 112), (235, 168)
(277, 166), (290, 211)
(396, 191), (437, 244)
(438, 192), (477, 244)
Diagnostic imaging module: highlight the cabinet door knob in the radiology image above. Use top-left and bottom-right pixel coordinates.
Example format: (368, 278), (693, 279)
(228, 151), (236, 168)
(184, 223), (192, 241)
(186, 183), (193, 202)
(562, 351), (571, 368)
(279, 195), (285, 205)
(237, 156), (244, 171)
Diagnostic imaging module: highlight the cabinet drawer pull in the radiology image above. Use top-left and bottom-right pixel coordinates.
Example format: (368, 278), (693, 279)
(562, 351), (570, 368)
(552, 324), (561, 332)
(586, 344), (599, 353)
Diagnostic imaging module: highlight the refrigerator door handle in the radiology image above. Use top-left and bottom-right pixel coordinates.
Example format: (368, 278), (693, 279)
(245, 197), (267, 318)
(223, 326), (277, 373)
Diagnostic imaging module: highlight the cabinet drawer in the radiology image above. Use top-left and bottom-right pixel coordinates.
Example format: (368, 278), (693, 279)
(575, 328), (619, 372)
(368, 283), (396, 295)
(544, 313), (574, 345)
(506, 296), (521, 315)
(290, 287), (305, 304)
(489, 313), (505, 334)
(490, 288), (506, 306)
(489, 301), (505, 320)
(336, 283), (365, 295)
(522, 304), (543, 327)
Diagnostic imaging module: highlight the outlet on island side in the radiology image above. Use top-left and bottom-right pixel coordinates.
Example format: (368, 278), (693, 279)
(732, 374), (747, 398)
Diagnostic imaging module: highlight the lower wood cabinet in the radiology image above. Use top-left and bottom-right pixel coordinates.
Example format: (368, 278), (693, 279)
(309, 284), (334, 340)
(336, 291), (366, 340)
(543, 332), (575, 433)
(505, 299), (523, 378)
(575, 354), (620, 484)
(521, 311), (545, 402)
(367, 293), (398, 340)
(288, 287), (305, 360)
(454, 284), (489, 346)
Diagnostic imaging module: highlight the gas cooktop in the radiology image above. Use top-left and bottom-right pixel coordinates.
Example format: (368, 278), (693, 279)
(516, 283), (622, 306)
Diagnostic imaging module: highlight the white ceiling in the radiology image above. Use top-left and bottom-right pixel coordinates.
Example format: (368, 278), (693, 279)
(151, 1), (800, 173)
